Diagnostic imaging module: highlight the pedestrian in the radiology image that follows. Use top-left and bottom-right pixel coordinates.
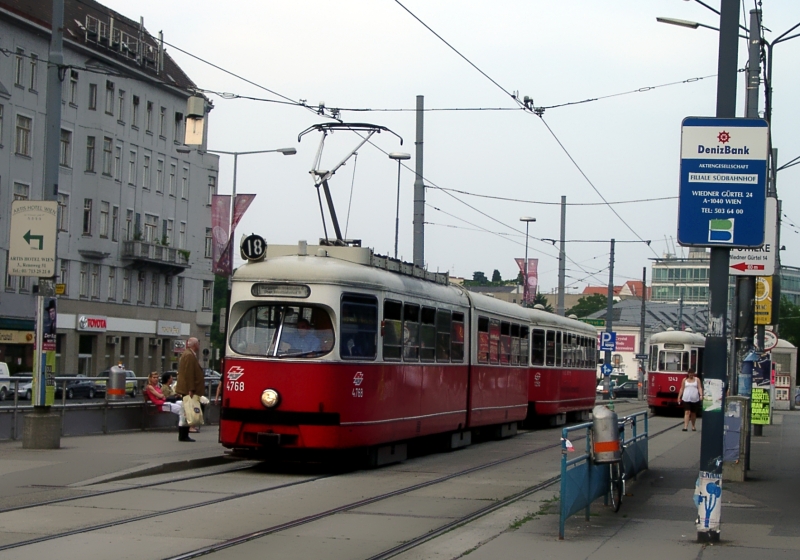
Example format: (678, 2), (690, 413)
(161, 372), (178, 401)
(677, 368), (703, 431)
(175, 337), (205, 442)
(143, 372), (182, 417)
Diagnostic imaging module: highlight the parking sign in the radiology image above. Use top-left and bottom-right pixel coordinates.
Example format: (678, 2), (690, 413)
(599, 332), (617, 352)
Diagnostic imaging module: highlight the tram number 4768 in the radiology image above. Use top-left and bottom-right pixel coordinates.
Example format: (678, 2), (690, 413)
(352, 388), (363, 398)
(227, 380), (245, 392)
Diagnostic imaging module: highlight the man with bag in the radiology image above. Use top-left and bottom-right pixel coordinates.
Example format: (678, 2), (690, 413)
(176, 337), (205, 442)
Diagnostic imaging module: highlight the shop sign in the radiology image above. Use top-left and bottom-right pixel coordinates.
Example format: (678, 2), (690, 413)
(0, 330), (35, 344)
(157, 320), (182, 337)
(173, 339), (187, 355)
(77, 315), (108, 332)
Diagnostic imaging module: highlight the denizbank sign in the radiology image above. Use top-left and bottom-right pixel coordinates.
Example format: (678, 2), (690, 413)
(677, 118), (769, 248)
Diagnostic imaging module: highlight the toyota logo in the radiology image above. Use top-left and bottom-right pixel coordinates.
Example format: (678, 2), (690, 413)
(79, 316), (88, 329)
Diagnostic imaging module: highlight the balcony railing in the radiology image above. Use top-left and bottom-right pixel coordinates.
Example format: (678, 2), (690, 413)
(121, 240), (189, 272)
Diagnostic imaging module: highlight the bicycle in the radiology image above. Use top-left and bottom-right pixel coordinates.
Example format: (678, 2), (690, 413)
(608, 420), (629, 512)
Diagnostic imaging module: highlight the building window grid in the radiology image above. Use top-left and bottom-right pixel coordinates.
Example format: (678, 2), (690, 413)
(102, 137), (113, 175)
(19, 276), (31, 293)
(59, 129), (72, 167)
(137, 272), (146, 304)
(108, 267), (116, 300)
(179, 222), (186, 249)
(164, 277), (172, 307)
(111, 206), (119, 241)
(79, 263), (88, 298)
(128, 151), (136, 185)
(207, 175), (216, 205)
(122, 270), (131, 302)
(146, 101), (153, 132)
(59, 260), (69, 295)
(69, 70), (78, 104)
(85, 136), (95, 171)
(156, 159), (164, 193)
(131, 95), (139, 127)
(202, 281), (212, 310)
(168, 163), (176, 196)
(181, 167), (188, 199)
(15, 115), (32, 156)
(117, 90), (125, 122)
(125, 209), (134, 240)
(91, 264), (100, 299)
(114, 145), (122, 181)
(99, 201), (109, 238)
(142, 154), (151, 189)
(83, 198), (92, 235)
(105, 81), (114, 115)
(151, 274), (159, 305)
(29, 54), (38, 91)
(57, 193), (69, 231)
(159, 107), (166, 137)
(144, 214), (158, 243)
(205, 228), (213, 258)
(5, 254), (16, 291)
(177, 277), (184, 308)
(14, 49), (24, 86)
(88, 83), (97, 110)
(13, 182), (30, 201)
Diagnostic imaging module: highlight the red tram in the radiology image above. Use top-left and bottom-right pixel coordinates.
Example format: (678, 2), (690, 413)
(219, 243), (596, 459)
(646, 329), (705, 414)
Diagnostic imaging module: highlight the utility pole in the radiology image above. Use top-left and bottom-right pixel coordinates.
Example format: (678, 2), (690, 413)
(557, 196), (567, 316)
(412, 95), (425, 269)
(698, 0), (740, 543)
(603, 239), (615, 397)
(638, 267), (647, 400)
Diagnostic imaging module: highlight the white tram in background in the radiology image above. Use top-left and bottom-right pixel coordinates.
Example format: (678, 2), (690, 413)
(218, 243), (597, 460)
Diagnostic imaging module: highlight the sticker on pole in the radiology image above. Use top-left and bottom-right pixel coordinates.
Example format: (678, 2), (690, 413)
(677, 118), (769, 248)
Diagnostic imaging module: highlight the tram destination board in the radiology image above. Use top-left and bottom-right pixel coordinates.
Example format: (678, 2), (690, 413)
(677, 117), (769, 248)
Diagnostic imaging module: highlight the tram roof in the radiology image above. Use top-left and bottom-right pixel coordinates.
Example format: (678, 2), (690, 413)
(648, 330), (706, 345)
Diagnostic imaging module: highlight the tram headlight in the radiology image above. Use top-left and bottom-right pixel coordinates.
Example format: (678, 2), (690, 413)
(261, 389), (280, 408)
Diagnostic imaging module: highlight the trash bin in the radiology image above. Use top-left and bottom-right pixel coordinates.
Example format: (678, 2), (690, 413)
(107, 365), (127, 401)
(591, 405), (621, 464)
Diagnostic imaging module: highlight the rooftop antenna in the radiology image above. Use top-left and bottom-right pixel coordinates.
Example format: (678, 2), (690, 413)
(298, 122), (403, 246)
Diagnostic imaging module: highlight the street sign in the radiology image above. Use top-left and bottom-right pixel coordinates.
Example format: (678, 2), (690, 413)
(579, 318), (605, 327)
(240, 234), (267, 261)
(756, 329), (778, 351)
(599, 332), (617, 352)
(755, 276), (772, 325)
(635, 354), (649, 360)
(677, 118), (769, 247)
(730, 197), (778, 276)
(601, 363), (613, 376)
(9, 201), (58, 277)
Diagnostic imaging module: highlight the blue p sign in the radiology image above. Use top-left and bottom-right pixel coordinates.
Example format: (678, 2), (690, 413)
(600, 332), (617, 352)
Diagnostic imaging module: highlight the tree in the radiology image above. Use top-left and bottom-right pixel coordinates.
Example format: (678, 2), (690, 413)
(779, 296), (800, 348)
(491, 269), (502, 282)
(209, 274), (229, 369)
(567, 294), (608, 318)
(531, 292), (554, 312)
(472, 271), (488, 284)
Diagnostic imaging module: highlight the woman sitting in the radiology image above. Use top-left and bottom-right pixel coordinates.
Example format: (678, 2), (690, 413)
(143, 372), (183, 417)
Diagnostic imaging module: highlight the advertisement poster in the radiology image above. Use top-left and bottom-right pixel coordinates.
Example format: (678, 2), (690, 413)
(702, 379), (723, 412)
(43, 298), (57, 352)
(751, 387), (771, 425)
(694, 471), (722, 532)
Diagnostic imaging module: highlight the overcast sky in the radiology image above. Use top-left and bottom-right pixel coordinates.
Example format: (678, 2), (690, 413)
(104, 0), (800, 293)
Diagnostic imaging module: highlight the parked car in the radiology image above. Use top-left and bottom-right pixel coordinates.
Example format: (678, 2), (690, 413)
(17, 381), (33, 400)
(204, 369), (221, 394)
(0, 362), (9, 401)
(54, 375), (106, 399)
(98, 369), (140, 397)
(610, 381), (640, 399)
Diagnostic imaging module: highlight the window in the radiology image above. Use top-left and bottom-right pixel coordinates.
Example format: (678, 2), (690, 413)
(144, 214), (158, 242)
(164, 277), (172, 307)
(179, 222), (186, 249)
(5, 255), (16, 291)
(79, 263), (88, 298)
(488, 319), (500, 364)
(169, 163), (176, 196)
(146, 101), (153, 132)
(340, 295), (377, 359)
(159, 106), (166, 137)
(137, 272), (146, 303)
(105, 81), (115, 115)
(555, 331), (563, 367)
(14, 49), (24, 86)
(59, 129), (72, 167)
(82, 199), (92, 235)
(382, 300), (402, 361)
(99, 201), (109, 237)
(207, 175), (216, 205)
(166, 219), (173, 245)
(108, 267), (116, 300)
(174, 112), (184, 143)
(451, 312), (465, 362)
(156, 159), (164, 192)
(19, 276), (31, 293)
(131, 96), (139, 127)
(205, 228), (212, 258)
(403, 304), (420, 361)
(151, 274), (160, 305)
(59, 260), (69, 295)
(29, 54), (38, 91)
(13, 182), (29, 201)
(91, 264), (100, 299)
(499, 322), (510, 365)
(102, 137), (113, 175)
(85, 136), (95, 171)
(57, 193), (69, 231)
(177, 277), (184, 308)
(15, 115), (32, 156)
(122, 270), (131, 302)
(112, 145), (122, 180)
(477, 317), (489, 364)
(230, 305), (334, 358)
(658, 351), (688, 372)
(518, 326), (529, 366)
(117, 90), (125, 121)
(181, 166), (188, 199)
(111, 206), (119, 241)
(69, 70), (78, 104)
(142, 154), (151, 189)
(420, 307), (436, 362)
(202, 281), (212, 310)
(532, 329), (546, 366)
(436, 310), (451, 362)
(125, 209), (133, 240)
(88, 83), (97, 110)
(128, 151), (136, 185)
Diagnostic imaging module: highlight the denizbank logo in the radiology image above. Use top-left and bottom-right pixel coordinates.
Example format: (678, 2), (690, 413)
(698, 130), (750, 155)
(708, 219), (734, 243)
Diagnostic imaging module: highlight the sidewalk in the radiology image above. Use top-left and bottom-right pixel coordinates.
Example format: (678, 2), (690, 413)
(0, 428), (228, 510)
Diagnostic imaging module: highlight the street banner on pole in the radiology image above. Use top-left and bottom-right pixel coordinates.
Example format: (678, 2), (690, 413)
(216, 194), (257, 276)
(515, 258), (538, 303)
(211, 195), (231, 275)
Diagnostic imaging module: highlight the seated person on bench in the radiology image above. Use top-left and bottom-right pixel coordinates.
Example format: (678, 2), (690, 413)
(143, 372), (182, 417)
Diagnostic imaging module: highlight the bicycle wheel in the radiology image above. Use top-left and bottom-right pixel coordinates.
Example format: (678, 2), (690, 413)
(609, 462), (623, 512)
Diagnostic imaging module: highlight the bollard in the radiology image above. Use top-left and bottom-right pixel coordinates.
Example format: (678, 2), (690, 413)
(591, 405), (621, 464)
(107, 365), (127, 401)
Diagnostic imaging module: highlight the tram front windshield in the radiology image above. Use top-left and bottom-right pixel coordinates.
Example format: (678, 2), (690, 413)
(658, 350), (689, 372)
(230, 304), (334, 358)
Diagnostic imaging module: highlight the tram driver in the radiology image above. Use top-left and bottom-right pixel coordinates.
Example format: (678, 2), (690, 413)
(282, 318), (323, 355)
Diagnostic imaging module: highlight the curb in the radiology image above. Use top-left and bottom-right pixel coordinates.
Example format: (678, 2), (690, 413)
(72, 453), (242, 487)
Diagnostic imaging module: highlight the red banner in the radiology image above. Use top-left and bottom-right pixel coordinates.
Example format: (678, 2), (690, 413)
(515, 258), (539, 302)
(211, 195), (231, 275)
(232, 194), (256, 230)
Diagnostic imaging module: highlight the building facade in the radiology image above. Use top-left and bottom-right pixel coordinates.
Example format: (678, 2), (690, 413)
(0, 0), (218, 375)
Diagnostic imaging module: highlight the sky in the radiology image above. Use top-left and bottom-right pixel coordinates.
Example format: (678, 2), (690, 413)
(103, 0), (800, 293)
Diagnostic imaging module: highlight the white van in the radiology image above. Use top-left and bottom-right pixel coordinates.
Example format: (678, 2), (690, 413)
(0, 362), (10, 401)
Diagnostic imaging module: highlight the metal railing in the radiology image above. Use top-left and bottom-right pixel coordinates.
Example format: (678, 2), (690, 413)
(0, 376), (220, 440)
(558, 410), (649, 539)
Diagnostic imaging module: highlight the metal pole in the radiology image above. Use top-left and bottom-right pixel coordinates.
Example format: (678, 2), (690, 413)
(413, 95), (425, 268)
(394, 160), (401, 259)
(557, 196), (567, 316)
(639, 267), (647, 400)
(603, 239), (615, 396)
(697, 1), (739, 543)
(523, 222), (530, 305)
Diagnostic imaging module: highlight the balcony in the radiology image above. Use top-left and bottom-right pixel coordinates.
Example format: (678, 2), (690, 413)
(121, 240), (189, 274)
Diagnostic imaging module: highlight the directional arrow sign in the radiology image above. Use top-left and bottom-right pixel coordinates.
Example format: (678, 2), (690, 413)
(24, 230), (44, 250)
(730, 262), (765, 272)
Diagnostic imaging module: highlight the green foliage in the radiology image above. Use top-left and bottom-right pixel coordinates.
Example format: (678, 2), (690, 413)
(779, 296), (800, 349)
(567, 294), (608, 318)
(472, 271), (488, 284)
(209, 275), (229, 368)
(491, 269), (502, 282)
(530, 292), (554, 312)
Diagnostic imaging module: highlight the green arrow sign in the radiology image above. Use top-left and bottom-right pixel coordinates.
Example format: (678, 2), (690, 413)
(24, 230), (44, 250)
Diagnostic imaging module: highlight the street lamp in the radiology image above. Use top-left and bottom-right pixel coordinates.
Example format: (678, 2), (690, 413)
(388, 152), (411, 259)
(519, 217), (536, 305)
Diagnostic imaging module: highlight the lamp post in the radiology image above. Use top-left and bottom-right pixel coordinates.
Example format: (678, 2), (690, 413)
(388, 152), (411, 259)
(519, 217), (536, 305)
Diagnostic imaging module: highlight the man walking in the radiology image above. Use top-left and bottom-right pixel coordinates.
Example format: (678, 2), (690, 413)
(176, 337), (205, 442)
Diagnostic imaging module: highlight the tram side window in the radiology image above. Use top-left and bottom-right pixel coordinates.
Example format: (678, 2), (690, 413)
(545, 330), (555, 366)
(340, 294), (378, 360)
(489, 319), (501, 364)
(555, 331), (563, 367)
(519, 326), (529, 366)
(403, 304), (420, 361)
(499, 322), (511, 365)
(649, 345), (658, 371)
(383, 300), (402, 361)
(477, 316), (490, 364)
(510, 324), (521, 366)
(420, 307), (436, 362)
(436, 310), (451, 362)
(451, 312), (465, 362)
(578, 336), (585, 368)
(532, 329), (545, 366)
